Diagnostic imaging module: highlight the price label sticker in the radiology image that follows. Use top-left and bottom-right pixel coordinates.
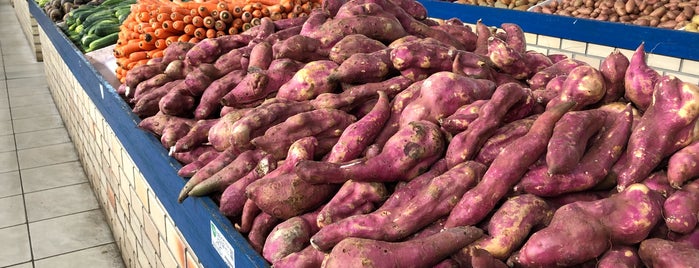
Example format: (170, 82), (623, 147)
(211, 221), (236, 268)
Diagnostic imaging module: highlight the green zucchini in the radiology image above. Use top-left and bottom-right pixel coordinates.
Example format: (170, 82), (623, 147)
(86, 32), (118, 52)
(90, 21), (121, 36)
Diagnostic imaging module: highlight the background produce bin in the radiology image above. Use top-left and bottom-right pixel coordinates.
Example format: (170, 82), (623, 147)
(23, 0), (699, 267)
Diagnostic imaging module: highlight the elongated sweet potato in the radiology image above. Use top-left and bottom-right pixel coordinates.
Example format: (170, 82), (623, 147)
(316, 180), (388, 228)
(643, 170), (676, 198)
(194, 70), (247, 120)
(445, 101), (574, 228)
(446, 82), (528, 167)
(515, 183), (664, 267)
(160, 118), (194, 149)
(475, 115), (537, 166)
(295, 120), (445, 184)
(177, 150), (220, 178)
(639, 238), (699, 267)
(516, 105), (632, 197)
(132, 80), (180, 118)
(668, 141), (699, 189)
(597, 246), (642, 268)
(390, 38), (455, 81)
(451, 50), (494, 80)
(664, 179), (699, 234)
(276, 60), (339, 101)
(170, 146), (217, 165)
(263, 209), (321, 263)
(611, 76), (699, 191)
(329, 34), (387, 64)
(221, 59), (304, 107)
(371, 80), (424, 148)
(528, 59), (587, 90)
(158, 86), (196, 117)
(322, 226), (483, 268)
(132, 73), (173, 100)
(624, 43), (661, 111)
(124, 62), (167, 95)
(218, 155), (276, 217)
(546, 65), (607, 111)
(161, 42), (195, 64)
(248, 41), (273, 73)
(238, 199), (261, 233)
(171, 119), (218, 153)
(272, 35), (328, 62)
(600, 49), (630, 104)
(309, 161), (486, 251)
(487, 37), (532, 80)
(184, 38), (223, 66)
(214, 46), (254, 75)
(439, 100), (487, 135)
(311, 75), (413, 110)
(248, 212), (281, 253)
(273, 16), (308, 31)
(187, 150), (269, 198)
(330, 49), (394, 84)
(431, 20), (477, 52)
(251, 109), (356, 159)
(273, 245), (325, 268)
(546, 109), (607, 174)
(177, 147), (243, 203)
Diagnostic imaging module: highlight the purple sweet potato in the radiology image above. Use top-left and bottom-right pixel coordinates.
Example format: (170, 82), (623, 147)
(273, 245), (325, 268)
(444, 101), (574, 228)
(193, 70), (247, 120)
(527, 59), (587, 90)
(246, 137), (338, 219)
(161, 41), (195, 64)
(276, 60), (339, 101)
(184, 38), (223, 66)
(390, 38), (456, 81)
(310, 75), (413, 110)
(324, 91), (390, 163)
(214, 46), (254, 75)
(263, 210), (321, 263)
(487, 37), (532, 80)
(163, 59), (187, 80)
(248, 212), (281, 253)
(177, 147), (243, 202)
(501, 23), (526, 53)
(439, 100), (487, 135)
(525, 51), (554, 75)
(187, 149), (269, 198)
(263, 25), (303, 46)
(466, 194), (553, 260)
(446, 82), (528, 167)
(210, 100), (315, 151)
(220, 59), (304, 107)
(546, 65), (607, 110)
(328, 34), (387, 64)
(516, 105), (632, 197)
(371, 80), (424, 148)
(132, 80), (180, 118)
(668, 141), (699, 189)
(124, 62), (167, 94)
(431, 22), (478, 52)
(600, 49), (630, 104)
(473, 20), (493, 56)
(612, 76), (699, 191)
(295, 120), (445, 184)
(451, 50), (494, 80)
(322, 226), (483, 267)
(546, 109), (608, 174)
(177, 150), (221, 178)
(515, 183), (664, 267)
(639, 238), (699, 267)
(247, 41), (273, 73)
(171, 119), (218, 153)
(251, 109), (356, 159)
(209, 33), (254, 52)
(664, 179), (699, 234)
(170, 146), (218, 165)
(547, 53), (568, 63)
(238, 198), (261, 233)
(643, 170), (677, 198)
(475, 115), (537, 166)
(330, 49), (394, 84)
(137, 112), (181, 136)
(132, 73), (173, 99)
(316, 180), (388, 228)
(597, 246), (642, 268)
(272, 35), (328, 62)
(241, 17), (276, 41)
(160, 117), (194, 149)
(309, 161), (486, 251)
(273, 16), (308, 31)
(158, 85), (196, 117)
(624, 43), (661, 111)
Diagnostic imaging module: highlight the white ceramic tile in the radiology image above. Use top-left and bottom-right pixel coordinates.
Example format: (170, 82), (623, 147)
(21, 161), (87, 193)
(12, 114), (64, 133)
(17, 142), (78, 169)
(0, 170), (20, 198)
(15, 127), (70, 150)
(25, 183), (100, 222)
(0, 150), (18, 173)
(29, 210), (115, 259)
(0, 195), (25, 228)
(0, 225), (32, 267)
(34, 243), (125, 268)
(10, 103), (58, 120)
(0, 133), (14, 152)
(10, 93), (55, 108)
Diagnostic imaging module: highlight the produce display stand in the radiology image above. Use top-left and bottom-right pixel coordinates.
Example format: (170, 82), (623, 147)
(12, 0), (42, 61)
(23, 0), (699, 267)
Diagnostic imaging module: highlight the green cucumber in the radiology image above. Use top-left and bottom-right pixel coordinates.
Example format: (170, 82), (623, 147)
(86, 32), (118, 52)
(90, 21), (120, 36)
(81, 9), (116, 28)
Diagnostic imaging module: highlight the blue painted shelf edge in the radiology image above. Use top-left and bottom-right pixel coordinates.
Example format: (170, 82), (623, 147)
(27, 1), (269, 267)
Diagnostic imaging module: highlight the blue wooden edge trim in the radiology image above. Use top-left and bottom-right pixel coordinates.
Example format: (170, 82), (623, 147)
(28, 1), (269, 267)
(418, 0), (699, 61)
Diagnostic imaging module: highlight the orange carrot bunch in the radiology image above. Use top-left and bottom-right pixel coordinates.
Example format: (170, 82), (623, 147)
(114, 0), (321, 83)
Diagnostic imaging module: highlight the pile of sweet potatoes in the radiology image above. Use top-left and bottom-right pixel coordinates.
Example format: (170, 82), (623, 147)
(120, 0), (699, 266)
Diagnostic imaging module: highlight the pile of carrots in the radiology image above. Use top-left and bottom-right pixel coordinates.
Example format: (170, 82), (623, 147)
(114, 0), (321, 83)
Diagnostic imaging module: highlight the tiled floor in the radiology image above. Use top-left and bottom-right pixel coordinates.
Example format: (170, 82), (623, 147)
(0, 0), (125, 267)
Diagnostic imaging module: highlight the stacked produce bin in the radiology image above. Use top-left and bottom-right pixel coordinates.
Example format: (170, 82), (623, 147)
(21, 0), (699, 266)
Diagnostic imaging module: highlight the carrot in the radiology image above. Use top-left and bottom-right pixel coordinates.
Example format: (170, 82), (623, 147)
(166, 35), (180, 45)
(154, 28), (172, 39)
(194, 27), (208, 39)
(261, 7), (270, 17)
(268, 4), (282, 14)
(231, 5), (243, 17)
(241, 11), (253, 22)
(203, 16), (216, 28)
(216, 30), (226, 37)
(217, 2), (228, 11)
(189, 37), (201, 43)
(198, 5), (212, 17)
(155, 39), (168, 50)
(138, 11), (151, 22)
(232, 18), (244, 29)
(242, 22), (253, 31)
(214, 20), (227, 31)
(178, 34), (192, 42)
(281, 1), (293, 13)
(151, 21), (162, 29)
(171, 6), (190, 16)
(139, 40), (157, 50)
(252, 9), (262, 18)
(228, 27), (239, 35)
(116, 41), (141, 57)
(147, 49), (164, 59)
(129, 51), (149, 61)
(171, 11), (185, 21)
(292, 4), (303, 14)
(287, 12), (297, 18)
(210, 9), (219, 19)
(219, 10), (233, 23)
(184, 24), (197, 35)
(270, 12), (282, 20)
(250, 17), (261, 26)
(183, 14), (193, 24)
(192, 15), (205, 27)
(243, 4), (254, 12)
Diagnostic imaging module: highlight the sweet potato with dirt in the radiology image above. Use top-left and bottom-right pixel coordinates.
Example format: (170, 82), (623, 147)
(263, 210), (321, 263)
(611, 76), (699, 191)
(251, 109), (356, 159)
(546, 65), (607, 111)
(295, 120), (445, 184)
(371, 80), (424, 148)
(528, 59), (587, 90)
(487, 37), (531, 80)
(161, 42), (195, 64)
(273, 245), (325, 268)
(248, 212), (281, 253)
(309, 161), (486, 251)
(223, 59), (304, 107)
(466, 194), (553, 260)
(330, 49), (394, 84)
(668, 140), (699, 189)
(439, 100), (487, 135)
(160, 117), (194, 149)
(329, 34), (387, 64)
(206, 109), (252, 151)
(516, 105), (632, 197)
(446, 82), (529, 167)
(597, 246), (642, 268)
(137, 112), (185, 136)
(664, 179), (699, 234)
(214, 46), (253, 75)
(158, 85), (196, 117)
(643, 171), (676, 198)
(316, 180), (388, 228)
(272, 35), (328, 62)
(325, 91), (390, 163)
(132, 73), (173, 99)
(184, 38), (223, 66)
(625, 43), (661, 111)
(246, 137), (338, 219)
(132, 80), (180, 118)
(515, 183), (664, 267)
(177, 150), (220, 178)
(187, 150), (269, 198)
(639, 238), (699, 267)
(546, 109), (607, 174)
(444, 101), (574, 228)
(390, 38), (456, 81)
(600, 49), (630, 104)
(209, 100), (315, 151)
(170, 146), (217, 165)
(311, 75), (413, 110)
(172, 119), (218, 153)
(218, 154), (275, 217)
(177, 147), (243, 203)
(431, 22), (477, 52)
(124, 62), (167, 95)
(322, 226), (483, 268)
(238, 199), (261, 234)
(451, 50), (494, 80)
(475, 115), (537, 166)
(500, 23), (526, 53)
(247, 41), (273, 73)
(276, 60), (339, 101)
(194, 70), (247, 120)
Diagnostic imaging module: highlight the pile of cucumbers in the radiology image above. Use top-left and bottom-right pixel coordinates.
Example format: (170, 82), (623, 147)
(61, 0), (135, 52)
